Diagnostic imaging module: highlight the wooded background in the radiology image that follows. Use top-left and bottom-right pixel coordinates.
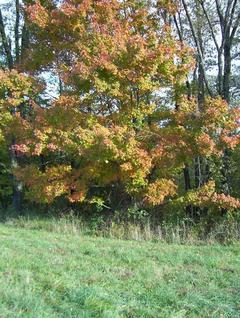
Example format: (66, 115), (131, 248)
(0, 0), (239, 228)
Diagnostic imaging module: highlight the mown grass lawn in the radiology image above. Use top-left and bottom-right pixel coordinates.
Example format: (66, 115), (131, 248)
(0, 224), (239, 318)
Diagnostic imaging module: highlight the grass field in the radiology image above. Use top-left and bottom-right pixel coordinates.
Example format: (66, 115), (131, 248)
(0, 224), (240, 318)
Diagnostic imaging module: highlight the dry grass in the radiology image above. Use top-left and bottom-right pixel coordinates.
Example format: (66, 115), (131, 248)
(4, 213), (240, 244)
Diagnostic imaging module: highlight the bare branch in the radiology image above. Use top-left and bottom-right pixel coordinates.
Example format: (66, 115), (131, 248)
(181, 0), (213, 97)
(230, 11), (240, 43)
(224, 0), (235, 26)
(199, 0), (220, 53)
(0, 8), (13, 69)
(15, 0), (20, 63)
(215, 0), (224, 33)
(173, 14), (183, 42)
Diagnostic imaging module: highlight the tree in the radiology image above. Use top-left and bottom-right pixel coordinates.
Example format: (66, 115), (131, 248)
(0, 0), (32, 212)
(173, 0), (240, 205)
(0, 0), (239, 220)
(7, 0), (237, 215)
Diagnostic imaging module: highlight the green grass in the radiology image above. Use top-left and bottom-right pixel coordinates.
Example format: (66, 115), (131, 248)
(0, 224), (240, 317)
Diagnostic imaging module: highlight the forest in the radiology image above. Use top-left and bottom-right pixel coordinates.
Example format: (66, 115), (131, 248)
(0, 1), (240, 316)
(0, 0), (240, 236)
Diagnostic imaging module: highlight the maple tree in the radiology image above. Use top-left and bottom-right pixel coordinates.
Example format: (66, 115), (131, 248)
(0, 0), (239, 218)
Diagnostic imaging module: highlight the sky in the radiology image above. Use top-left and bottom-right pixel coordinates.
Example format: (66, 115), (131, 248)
(0, 0), (239, 102)
(0, 0), (10, 4)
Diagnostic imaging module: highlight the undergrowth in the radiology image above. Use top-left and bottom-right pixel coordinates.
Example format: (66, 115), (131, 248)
(2, 210), (240, 244)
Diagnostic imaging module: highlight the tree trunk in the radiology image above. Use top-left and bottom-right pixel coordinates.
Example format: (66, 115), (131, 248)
(10, 135), (22, 214)
(223, 40), (231, 103)
(0, 3), (23, 213)
(183, 164), (191, 191)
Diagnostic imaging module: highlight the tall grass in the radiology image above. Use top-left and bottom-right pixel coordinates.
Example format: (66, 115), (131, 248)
(3, 212), (240, 244)
(1, 224), (239, 317)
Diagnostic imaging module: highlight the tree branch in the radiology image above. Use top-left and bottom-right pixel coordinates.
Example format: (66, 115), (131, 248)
(173, 14), (183, 42)
(230, 11), (240, 43)
(181, 0), (213, 97)
(0, 8), (13, 69)
(15, 0), (20, 63)
(199, 0), (220, 53)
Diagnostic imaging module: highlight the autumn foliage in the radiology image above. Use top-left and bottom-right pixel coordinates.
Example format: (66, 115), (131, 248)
(0, 0), (240, 216)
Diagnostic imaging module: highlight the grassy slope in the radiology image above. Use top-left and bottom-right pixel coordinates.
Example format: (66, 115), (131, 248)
(0, 224), (240, 318)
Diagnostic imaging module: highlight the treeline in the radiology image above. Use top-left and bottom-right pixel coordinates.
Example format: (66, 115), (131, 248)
(0, 0), (240, 226)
